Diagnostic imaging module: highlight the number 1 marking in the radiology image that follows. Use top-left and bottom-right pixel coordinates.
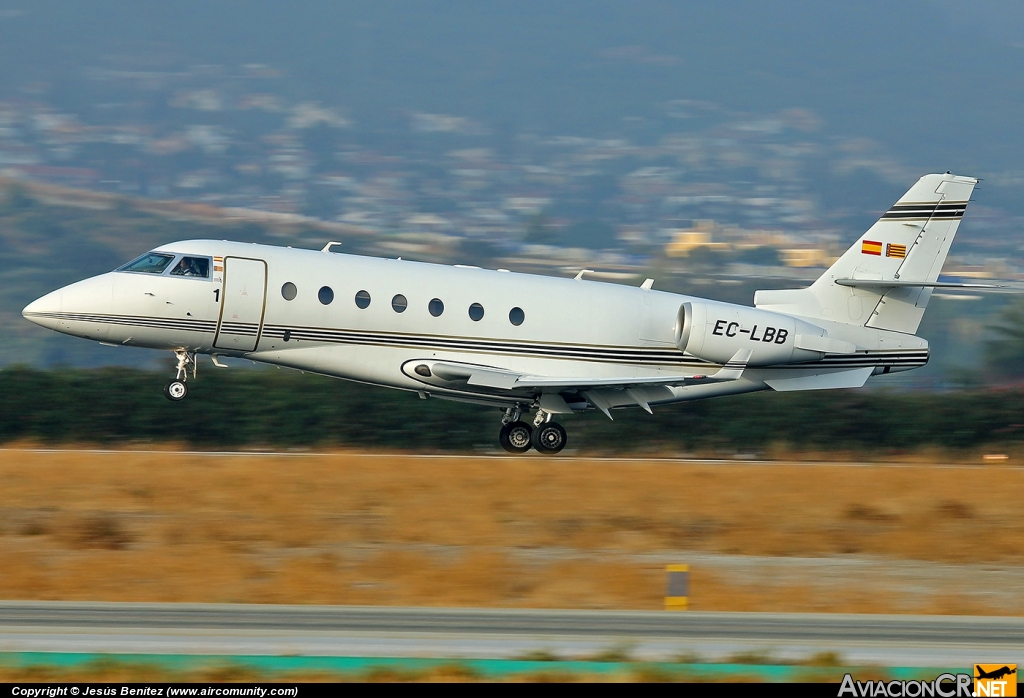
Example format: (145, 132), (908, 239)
(214, 289), (220, 302)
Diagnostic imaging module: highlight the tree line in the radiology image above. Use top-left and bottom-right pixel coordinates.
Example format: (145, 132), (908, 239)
(3, 366), (1024, 454)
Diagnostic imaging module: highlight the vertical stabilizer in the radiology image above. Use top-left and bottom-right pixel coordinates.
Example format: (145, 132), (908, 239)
(754, 173), (977, 333)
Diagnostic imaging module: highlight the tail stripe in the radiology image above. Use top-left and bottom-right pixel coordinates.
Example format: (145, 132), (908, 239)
(881, 202), (967, 220)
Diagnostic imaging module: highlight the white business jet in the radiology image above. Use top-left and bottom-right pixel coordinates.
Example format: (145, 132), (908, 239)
(24, 173), (985, 454)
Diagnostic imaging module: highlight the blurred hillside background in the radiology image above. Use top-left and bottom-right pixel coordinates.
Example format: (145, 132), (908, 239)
(3, 0), (1024, 385)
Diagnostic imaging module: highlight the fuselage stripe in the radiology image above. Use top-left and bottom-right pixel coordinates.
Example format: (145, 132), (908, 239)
(30, 311), (927, 369)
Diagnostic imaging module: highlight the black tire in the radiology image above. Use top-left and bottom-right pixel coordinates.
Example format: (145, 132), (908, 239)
(499, 421), (533, 454)
(163, 379), (188, 401)
(532, 422), (567, 454)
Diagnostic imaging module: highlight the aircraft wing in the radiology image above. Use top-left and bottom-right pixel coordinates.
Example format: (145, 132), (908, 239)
(407, 349), (753, 417)
(423, 348), (751, 390)
(510, 348), (752, 389)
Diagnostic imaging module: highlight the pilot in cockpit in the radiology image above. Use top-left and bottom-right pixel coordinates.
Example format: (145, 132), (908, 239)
(170, 257), (209, 278)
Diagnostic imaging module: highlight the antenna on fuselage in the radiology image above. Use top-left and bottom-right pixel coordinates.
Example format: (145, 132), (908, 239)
(321, 241), (342, 253)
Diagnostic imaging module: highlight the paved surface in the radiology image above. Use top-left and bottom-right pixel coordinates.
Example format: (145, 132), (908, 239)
(0, 602), (1021, 665)
(2, 447), (1019, 469)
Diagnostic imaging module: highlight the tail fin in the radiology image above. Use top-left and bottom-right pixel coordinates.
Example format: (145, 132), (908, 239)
(754, 173), (977, 333)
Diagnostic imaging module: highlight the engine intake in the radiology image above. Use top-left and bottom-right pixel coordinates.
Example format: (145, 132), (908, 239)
(674, 300), (829, 366)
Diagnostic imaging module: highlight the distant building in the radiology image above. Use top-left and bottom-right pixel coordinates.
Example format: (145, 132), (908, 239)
(664, 219), (835, 268)
(779, 247), (834, 268)
(665, 220), (731, 257)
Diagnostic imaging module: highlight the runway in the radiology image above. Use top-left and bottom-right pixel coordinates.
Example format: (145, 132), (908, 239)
(2, 447), (1017, 470)
(0, 602), (1021, 665)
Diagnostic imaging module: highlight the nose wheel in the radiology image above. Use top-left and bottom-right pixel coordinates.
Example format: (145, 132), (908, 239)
(164, 349), (196, 401)
(163, 379), (188, 401)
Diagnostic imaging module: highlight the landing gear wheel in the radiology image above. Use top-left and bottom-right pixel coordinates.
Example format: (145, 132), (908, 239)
(163, 379), (188, 401)
(499, 421), (533, 454)
(532, 422), (567, 454)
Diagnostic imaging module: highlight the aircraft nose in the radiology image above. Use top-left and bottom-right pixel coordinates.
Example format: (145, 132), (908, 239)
(22, 289), (62, 330)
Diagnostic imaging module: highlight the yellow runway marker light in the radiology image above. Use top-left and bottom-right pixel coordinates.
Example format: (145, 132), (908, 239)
(665, 564), (689, 610)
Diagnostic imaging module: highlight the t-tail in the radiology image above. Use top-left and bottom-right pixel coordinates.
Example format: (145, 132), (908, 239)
(754, 173), (980, 334)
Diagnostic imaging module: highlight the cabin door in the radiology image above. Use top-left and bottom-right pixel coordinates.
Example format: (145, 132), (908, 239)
(214, 257), (267, 352)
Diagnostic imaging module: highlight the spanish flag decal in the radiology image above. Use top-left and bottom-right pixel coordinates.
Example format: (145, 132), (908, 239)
(861, 240), (883, 256)
(886, 243), (907, 258)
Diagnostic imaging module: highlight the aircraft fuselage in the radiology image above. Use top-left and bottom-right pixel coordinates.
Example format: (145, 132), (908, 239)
(24, 238), (927, 411)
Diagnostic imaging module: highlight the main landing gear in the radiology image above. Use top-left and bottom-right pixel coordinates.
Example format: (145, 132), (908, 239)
(163, 349), (195, 402)
(499, 420), (532, 454)
(498, 407), (568, 455)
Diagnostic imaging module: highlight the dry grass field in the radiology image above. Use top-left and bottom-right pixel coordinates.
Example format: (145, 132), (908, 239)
(0, 661), (851, 683)
(1, 448), (1022, 614)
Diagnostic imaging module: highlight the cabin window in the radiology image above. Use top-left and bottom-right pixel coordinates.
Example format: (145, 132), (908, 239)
(428, 298), (444, 317)
(169, 256), (210, 278)
(355, 290), (371, 309)
(281, 282), (297, 300)
(318, 286), (334, 305)
(469, 303), (484, 321)
(117, 252), (174, 274)
(392, 294), (408, 313)
(509, 307), (525, 326)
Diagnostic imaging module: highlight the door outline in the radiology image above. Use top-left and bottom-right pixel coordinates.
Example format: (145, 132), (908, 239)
(213, 256), (268, 352)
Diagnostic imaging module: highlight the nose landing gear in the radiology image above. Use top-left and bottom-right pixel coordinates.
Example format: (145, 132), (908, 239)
(163, 379), (187, 401)
(497, 406), (568, 455)
(163, 349), (196, 402)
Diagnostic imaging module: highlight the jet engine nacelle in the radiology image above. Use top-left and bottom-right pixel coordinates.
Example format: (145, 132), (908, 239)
(675, 300), (827, 366)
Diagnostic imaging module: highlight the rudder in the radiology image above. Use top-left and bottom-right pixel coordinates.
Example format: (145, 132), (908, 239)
(754, 173), (977, 333)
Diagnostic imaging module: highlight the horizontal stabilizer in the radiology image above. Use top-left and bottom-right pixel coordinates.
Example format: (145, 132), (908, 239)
(834, 279), (1002, 289)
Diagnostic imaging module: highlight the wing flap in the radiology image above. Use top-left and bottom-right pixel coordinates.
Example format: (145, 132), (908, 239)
(764, 367), (873, 392)
(512, 373), (692, 389)
(429, 362), (522, 389)
(407, 348), (752, 393)
(513, 348), (751, 389)
(467, 371), (520, 390)
(794, 334), (857, 354)
(404, 350), (752, 405)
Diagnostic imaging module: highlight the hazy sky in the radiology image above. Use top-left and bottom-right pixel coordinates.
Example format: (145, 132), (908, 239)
(1, 1), (1023, 174)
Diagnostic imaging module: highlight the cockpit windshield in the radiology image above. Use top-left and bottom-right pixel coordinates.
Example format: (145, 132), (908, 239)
(117, 252), (175, 274)
(170, 256), (210, 278)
